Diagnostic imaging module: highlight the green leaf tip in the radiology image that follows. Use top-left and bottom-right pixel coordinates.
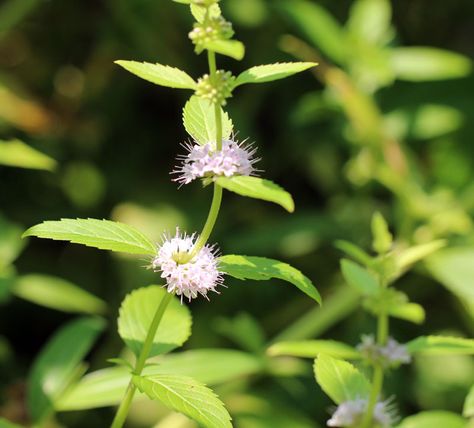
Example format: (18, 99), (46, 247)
(115, 60), (197, 90)
(23, 218), (156, 255)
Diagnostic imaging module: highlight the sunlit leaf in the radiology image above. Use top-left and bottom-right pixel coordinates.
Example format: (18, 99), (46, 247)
(397, 240), (446, 270)
(396, 411), (466, 428)
(268, 340), (361, 359)
(23, 218), (156, 255)
(216, 176), (295, 212)
(347, 0), (392, 45)
(391, 47), (472, 81)
(387, 302), (425, 324)
(234, 62), (316, 87)
(183, 96), (233, 145)
(189, 3), (221, 22)
(219, 254), (321, 303)
(314, 354), (370, 404)
(118, 286), (192, 358)
(205, 39), (245, 60)
(133, 373), (232, 428)
(0, 139), (56, 171)
(406, 336), (474, 355)
(12, 274), (106, 314)
(340, 259), (379, 296)
(463, 384), (474, 418)
(28, 317), (105, 423)
(115, 61), (196, 89)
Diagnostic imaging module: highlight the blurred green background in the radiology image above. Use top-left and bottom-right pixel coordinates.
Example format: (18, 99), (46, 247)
(1, 0), (473, 426)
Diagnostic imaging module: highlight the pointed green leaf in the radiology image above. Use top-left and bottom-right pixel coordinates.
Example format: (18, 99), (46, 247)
(132, 373), (232, 428)
(12, 274), (106, 314)
(0, 139), (56, 171)
(57, 349), (261, 411)
(278, 0), (347, 64)
(118, 286), (192, 358)
(391, 47), (472, 81)
(115, 60), (196, 89)
(406, 336), (474, 355)
(463, 384), (474, 418)
(268, 340), (361, 359)
(219, 254), (321, 303)
(28, 317), (105, 423)
(314, 354), (371, 404)
(234, 62), (316, 87)
(371, 212), (392, 254)
(216, 176), (295, 212)
(396, 411), (466, 428)
(387, 302), (425, 324)
(340, 259), (379, 296)
(397, 240), (446, 269)
(334, 240), (372, 266)
(183, 96), (233, 145)
(205, 39), (245, 60)
(23, 218), (156, 255)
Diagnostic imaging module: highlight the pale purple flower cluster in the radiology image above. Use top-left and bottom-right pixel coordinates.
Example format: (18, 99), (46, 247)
(327, 398), (396, 427)
(172, 139), (258, 185)
(152, 229), (224, 301)
(357, 335), (411, 368)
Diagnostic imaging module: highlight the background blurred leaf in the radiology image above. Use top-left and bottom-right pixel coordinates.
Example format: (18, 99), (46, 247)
(219, 254), (321, 302)
(0, 418), (23, 428)
(216, 176), (295, 212)
(340, 259), (378, 295)
(118, 286), (192, 357)
(0, 0), (40, 36)
(23, 218), (156, 255)
(133, 373), (232, 428)
(12, 274), (106, 314)
(396, 411), (466, 428)
(0, 139), (56, 171)
(407, 336), (474, 355)
(268, 340), (360, 359)
(463, 385), (474, 418)
(347, 0), (392, 45)
(0, 215), (24, 268)
(314, 354), (370, 404)
(28, 317), (105, 423)
(391, 47), (472, 81)
(215, 313), (266, 353)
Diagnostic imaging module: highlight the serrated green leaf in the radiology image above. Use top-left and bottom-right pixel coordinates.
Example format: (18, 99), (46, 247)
(183, 96), (233, 145)
(406, 336), (474, 355)
(391, 47), (472, 81)
(23, 218), (156, 255)
(28, 317), (105, 423)
(425, 247), (474, 316)
(387, 302), (425, 324)
(278, 0), (347, 64)
(12, 274), (106, 314)
(396, 411), (466, 428)
(216, 176), (294, 212)
(115, 60), (196, 89)
(314, 354), (370, 404)
(118, 286), (192, 358)
(397, 240), (446, 270)
(340, 259), (379, 295)
(347, 0), (392, 45)
(57, 349), (261, 411)
(268, 340), (361, 359)
(205, 39), (245, 60)
(0, 139), (56, 171)
(219, 254), (321, 303)
(234, 62), (316, 87)
(133, 373), (232, 428)
(371, 212), (392, 254)
(463, 384), (474, 418)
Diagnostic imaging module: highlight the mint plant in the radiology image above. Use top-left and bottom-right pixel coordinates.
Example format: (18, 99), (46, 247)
(21, 1), (319, 426)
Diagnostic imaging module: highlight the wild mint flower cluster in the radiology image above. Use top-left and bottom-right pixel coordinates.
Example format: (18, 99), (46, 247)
(328, 398), (397, 428)
(357, 334), (411, 368)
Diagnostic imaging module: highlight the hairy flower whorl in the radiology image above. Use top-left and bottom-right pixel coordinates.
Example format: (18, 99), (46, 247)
(327, 398), (397, 427)
(152, 230), (224, 301)
(357, 335), (411, 368)
(172, 139), (259, 185)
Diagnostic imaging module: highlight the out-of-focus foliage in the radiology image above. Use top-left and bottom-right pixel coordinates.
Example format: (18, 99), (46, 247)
(0, 0), (473, 426)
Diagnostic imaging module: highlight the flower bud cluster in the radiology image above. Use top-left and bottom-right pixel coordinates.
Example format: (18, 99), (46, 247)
(196, 70), (235, 106)
(189, 16), (233, 53)
(357, 335), (411, 368)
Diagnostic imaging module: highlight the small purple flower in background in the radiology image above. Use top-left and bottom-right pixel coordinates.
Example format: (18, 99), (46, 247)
(357, 335), (411, 368)
(172, 138), (259, 185)
(327, 397), (397, 427)
(152, 229), (224, 301)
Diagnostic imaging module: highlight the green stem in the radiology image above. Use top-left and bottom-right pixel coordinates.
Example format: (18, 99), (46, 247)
(360, 312), (389, 428)
(111, 292), (173, 428)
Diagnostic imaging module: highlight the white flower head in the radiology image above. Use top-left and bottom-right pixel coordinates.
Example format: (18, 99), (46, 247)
(152, 229), (224, 302)
(327, 398), (397, 427)
(357, 335), (411, 368)
(172, 138), (259, 185)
